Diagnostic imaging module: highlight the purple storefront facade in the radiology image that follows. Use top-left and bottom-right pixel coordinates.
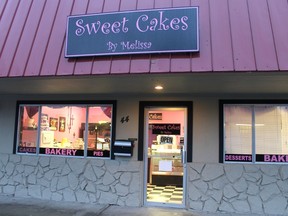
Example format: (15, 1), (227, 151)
(1, 0), (288, 214)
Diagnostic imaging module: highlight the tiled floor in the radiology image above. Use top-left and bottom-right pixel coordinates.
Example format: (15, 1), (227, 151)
(146, 184), (183, 204)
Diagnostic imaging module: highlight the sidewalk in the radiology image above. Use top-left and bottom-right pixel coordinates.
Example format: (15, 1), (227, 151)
(0, 195), (262, 216)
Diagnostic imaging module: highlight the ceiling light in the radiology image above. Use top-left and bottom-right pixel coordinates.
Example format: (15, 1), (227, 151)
(155, 85), (163, 90)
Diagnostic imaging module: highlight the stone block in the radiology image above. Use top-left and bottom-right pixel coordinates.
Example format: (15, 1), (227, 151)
(114, 172), (121, 180)
(125, 192), (141, 207)
(232, 200), (250, 213)
(115, 184), (129, 196)
(84, 164), (97, 181)
(212, 176), (229, 190)
(67, 158), (87, 175)
(28, 185), (41, 198)
(189, 168), (200, 181)
(0, 176), (8, 186)
(260, 165), (279, 177)
(15, 185), (28, 197)
(9, 155), (21, 163)
(210, 190), (222, 203)
(3, 185), (15, 194)
(13, 174), (23, 184)
(117, 197), (125, 206)
(202, 164), (224, 181)
(15, 164), (24, 173)
(244, 164), (259, 173)
(50, 157), (65, 169)
(63, 188), (76, 202)
(247, 183), (259, 195)
(61, 164), (71, 176)
(50, 177), (58, 192)
(93, 166), (105, 179)
(39, 156), (50, 168)
(97, 184), (110, 192)
(36, 166), (44, 179)
(188, 184), (202, 201)
(57, 175), (69, 190)
(105, 160), (120, 174)
(233, 178), (247, 193)
(279, 166), (288, 180)
(120, 172), (131, 186)
(264, 196), (287, 215)
(90, 159), (104, 167)
(76, 190), (90, 203)
(38, 178), (50, 188)
(0, 154), (9, 166)
(260, 183), (280, 201)
(103, 171), (115, 186)
(224, 164), (243, 183)
(88, 193), (97, 203)
(68, 172), (79, 190)
(85, 182), (96, 193)
(5, 162), (15, 176)
(24, 165), (35, 176)
(51, 192), (63, 201)
(44, 169), (55, 181)
(203, 198), (219, 212)
(248, 196), (263, 214)
(277, 180), (288, 193)
(129, 173), (140, 193)
(42, 188), (52, 200)
(219, 201), (235, 213)
(22, 156), (38, 166)
(223, 185), (238, 199)
(28, 173), (37, 184)
(244, 172), (261, 182)
(99, 191), (118, 204)
(189, 201), (203, 211)
(193, 180), (208, 194)
(261, 174), (276, 185)
(190, 163), (205, 173)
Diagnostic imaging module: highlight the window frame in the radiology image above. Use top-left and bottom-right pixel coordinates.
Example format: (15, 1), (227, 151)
(219, 99), (288, 164)
(14, 100), (117, 159)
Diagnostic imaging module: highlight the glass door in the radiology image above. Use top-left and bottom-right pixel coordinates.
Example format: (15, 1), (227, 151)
(144, 107), (187, 207)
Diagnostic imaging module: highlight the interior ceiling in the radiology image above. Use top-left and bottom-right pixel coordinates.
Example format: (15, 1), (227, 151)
(1, 72), (288, 96)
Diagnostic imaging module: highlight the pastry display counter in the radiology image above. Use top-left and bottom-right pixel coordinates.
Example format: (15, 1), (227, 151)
(148, 146), (183, 187)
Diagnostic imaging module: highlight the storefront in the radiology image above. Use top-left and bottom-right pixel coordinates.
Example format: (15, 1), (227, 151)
(1, 0), (288, 215)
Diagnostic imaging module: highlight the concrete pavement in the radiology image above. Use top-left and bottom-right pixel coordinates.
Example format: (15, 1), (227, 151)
(0, 195), (264, 216)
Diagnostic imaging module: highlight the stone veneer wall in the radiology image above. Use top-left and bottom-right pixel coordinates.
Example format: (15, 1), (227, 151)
(0, 153), (142, 207)
(2, 153), (288, 215)
(188, 163), (288, 215)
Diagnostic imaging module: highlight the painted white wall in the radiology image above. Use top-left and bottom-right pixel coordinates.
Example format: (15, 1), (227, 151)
(192, 98), (219, 163)
(0, 97), (17, 153)
(115, 99), (139, 160)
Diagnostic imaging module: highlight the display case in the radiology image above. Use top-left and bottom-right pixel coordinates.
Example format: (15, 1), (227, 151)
(148, 145), (183, 187)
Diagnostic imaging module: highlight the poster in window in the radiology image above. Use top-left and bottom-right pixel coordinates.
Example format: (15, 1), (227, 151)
(49, 117), (58, 131)
(59, 117), (66, 132)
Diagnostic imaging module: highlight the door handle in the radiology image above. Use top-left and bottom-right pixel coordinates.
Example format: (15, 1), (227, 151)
(181, 147), (186, 164)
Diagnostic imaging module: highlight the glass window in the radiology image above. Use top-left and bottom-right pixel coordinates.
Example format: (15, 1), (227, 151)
(221, 101), (288, 163)
(16, 102), (115, 159)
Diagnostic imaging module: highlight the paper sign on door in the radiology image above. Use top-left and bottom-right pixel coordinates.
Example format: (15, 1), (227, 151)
(159, 160), (172, 172)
